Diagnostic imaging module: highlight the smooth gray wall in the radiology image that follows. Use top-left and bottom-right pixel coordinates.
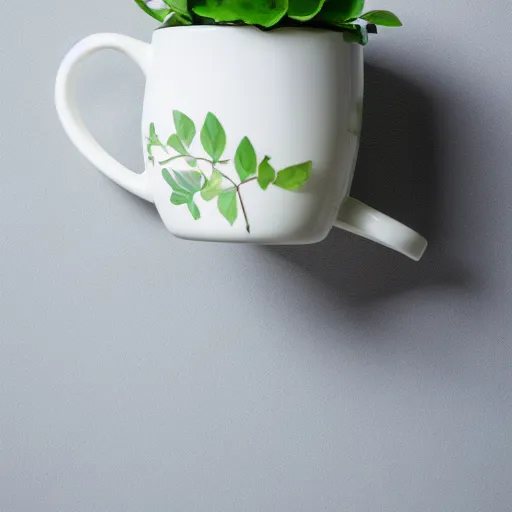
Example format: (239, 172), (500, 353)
(1, 1), (511, 511)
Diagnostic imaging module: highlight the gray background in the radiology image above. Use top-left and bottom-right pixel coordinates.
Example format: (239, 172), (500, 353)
(1, 0), (511, 510)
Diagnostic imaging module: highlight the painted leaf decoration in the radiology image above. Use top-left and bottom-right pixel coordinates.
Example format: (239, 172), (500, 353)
(162, 168), (180, 189)
(162, 168), (203, 219)
(173, 170), (203, 193)
(273, 161), (312, 191)
(134, 0), (172, 22)
(200, 112), (226, 162)
(167, 134), (188, 155)
(234, 137), (257, 181)
(187, 200), (201, 220)
(201, 170), (224, 201)
(173, 110), (196, 147)
(257, 156), (275, 190)
(360, 10), (402, 27)
(288, 0), (326, 21)
(218, 189), (238, 225)
(192, 0), (287, 28)
(148, 123), (165, 149)
(316, 0), (365, 23)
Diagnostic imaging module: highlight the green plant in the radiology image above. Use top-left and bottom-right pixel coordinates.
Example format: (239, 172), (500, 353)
(147, 111), (312, 232)
(134, 0), (402, 45)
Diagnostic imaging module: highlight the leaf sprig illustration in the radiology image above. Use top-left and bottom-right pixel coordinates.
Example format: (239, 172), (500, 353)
(134, 0), (402, 46)
(148, 111), (312, 233)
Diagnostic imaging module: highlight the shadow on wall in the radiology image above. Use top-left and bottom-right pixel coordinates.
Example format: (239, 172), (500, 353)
(263, 62), (476, 306)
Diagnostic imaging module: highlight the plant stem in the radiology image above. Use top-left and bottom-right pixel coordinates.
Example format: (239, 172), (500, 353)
(159, 155), (182, 165)
(239, 177), (258, 187)
(236, 185), (251, 234)
(158, 149), (250, 231)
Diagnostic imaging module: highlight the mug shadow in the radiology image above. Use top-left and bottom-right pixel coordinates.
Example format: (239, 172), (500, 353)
(262, 62), (475, 308)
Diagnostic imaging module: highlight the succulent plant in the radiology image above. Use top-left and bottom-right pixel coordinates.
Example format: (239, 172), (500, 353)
(134, 0), (402, 45)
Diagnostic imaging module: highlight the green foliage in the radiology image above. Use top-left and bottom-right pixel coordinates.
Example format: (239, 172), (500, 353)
(192, 0), (288, 27)
(200, 170), (224, 201)
(134, 0), (403, 45)
(151, 112), (312, 233)
(200, 112), (226, 163)
(360, 10), (403, 27)
(173, 110), (196, 147)
(162, 168), (203, 219)
(274, 161), (312, 190)
(234, 137), (257, 181)
(288, 0), (327, 21)
(257, 156), (275, 191)
(218, 189), (238, 225)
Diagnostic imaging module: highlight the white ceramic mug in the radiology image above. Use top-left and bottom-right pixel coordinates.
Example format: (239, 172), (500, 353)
(56, 26), (427, 260)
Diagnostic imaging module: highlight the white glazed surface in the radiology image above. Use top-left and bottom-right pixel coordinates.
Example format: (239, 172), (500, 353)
(55, 27), (427, 260)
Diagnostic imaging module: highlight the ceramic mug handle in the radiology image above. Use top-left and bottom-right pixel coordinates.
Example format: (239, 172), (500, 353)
(55, 33), (154, 203)
(334, 197), (427, 261)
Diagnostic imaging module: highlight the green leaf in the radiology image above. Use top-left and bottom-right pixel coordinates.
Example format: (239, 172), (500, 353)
(234, 137), (257, 181)
(185, 157), (198, 168)
(257, 156), (275, 190)
(134, 0), (172, 22)
(340, 23), (369, 45)
(158, 12), (194, 27)
(173, 170), (203, 194)
(148, 123), (165, 149)
(173, 110), (196, 147)
(360, 10), (402, 27)
(288, 0), (326, 21)
(170, 190), (191, 205)
(200, 112), (226, 163)
(201, 170), (224, 201)
(162, 0), (190, 17)
(162, 168), (180, 190)
(187, 200), (201, 220)
(316, 0), (365, 23)
(218, 189), (238, 226)
(192, 0), (287, 28)
(273, 161), (312, 191)
(163, 168), (203, 220)
(167, 134), (188, 155)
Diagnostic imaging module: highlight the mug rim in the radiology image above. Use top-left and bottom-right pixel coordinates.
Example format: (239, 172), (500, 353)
(153, 24), (343, 36)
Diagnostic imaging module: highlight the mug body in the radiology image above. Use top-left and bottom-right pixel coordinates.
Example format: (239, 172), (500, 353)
(143, 26), (363, 244)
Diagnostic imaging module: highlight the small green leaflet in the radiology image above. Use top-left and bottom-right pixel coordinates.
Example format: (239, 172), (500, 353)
(167, 134), (188, 155)
(192, 0), (287, 28)
(148, 123), (166, 152)
(201, 170), (224, 201)
(257, 156), (275, 190)
(341, 24), (369, 45)
(234, 137), (257, 181)
(288, 0), (327, 21)
(162, 168), (203, 220)
(162, 0), (189, 17)
(200, 112), (226, 163)
(173, 110), (196, 147)
(187, 201), (200, 220)
(360, 10), (402, 27)
(316, 0), (364, 23)
(134, 0), (171, 22)
(218, 189), (238, 226)
(167, 134), (197, 167)
(274, 161), (312, 191)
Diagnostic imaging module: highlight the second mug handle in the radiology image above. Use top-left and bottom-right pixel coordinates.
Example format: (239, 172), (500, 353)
(334, 197), (427, 261)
